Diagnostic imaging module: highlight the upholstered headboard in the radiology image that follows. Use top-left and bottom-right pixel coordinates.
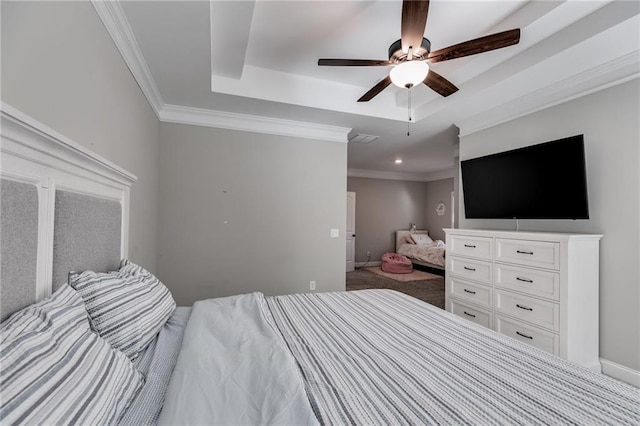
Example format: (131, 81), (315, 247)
(0, 104), (137, 320)
(395, 230), (430, 252)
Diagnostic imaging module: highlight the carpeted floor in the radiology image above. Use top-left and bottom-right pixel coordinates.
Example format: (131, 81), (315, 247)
(364, 266), (441, 282)
(346, 268), (445, 309)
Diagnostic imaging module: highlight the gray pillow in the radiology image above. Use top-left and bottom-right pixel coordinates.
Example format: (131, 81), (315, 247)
(0, 284), (144, 424)
(69, 260), (176, 360)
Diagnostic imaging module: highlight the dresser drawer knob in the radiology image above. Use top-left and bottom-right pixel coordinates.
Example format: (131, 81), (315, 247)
(516, 250), (534, 255)
(463, 266), (476, 272)
(516, 304), (533, 311)
(516, 331), (533, 339)
(464, 244), (476, 248)
(463, 289), (476, 295)
(463, 311), (476, 318)
(516, 277), (533, 283)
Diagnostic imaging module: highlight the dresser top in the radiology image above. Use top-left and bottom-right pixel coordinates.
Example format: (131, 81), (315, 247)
(443, 228), (603, 241)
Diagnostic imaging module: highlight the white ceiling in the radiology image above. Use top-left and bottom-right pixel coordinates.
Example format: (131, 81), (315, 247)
(117, 0), (640, 180)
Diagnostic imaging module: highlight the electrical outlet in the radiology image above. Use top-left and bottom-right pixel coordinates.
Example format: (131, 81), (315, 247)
(309, 281), (316, 291)
(366, 251), (371, 257)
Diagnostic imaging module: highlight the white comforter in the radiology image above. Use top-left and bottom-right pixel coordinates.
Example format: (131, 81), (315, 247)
(157, 292), (318, 426)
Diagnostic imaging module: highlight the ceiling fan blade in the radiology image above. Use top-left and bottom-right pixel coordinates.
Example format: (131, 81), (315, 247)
(358, 75), (392, 102)
(427, 28), (520, 63)
(401, 0), (430, 57)
(318, 59), (392, 66)
(423, 70), (458, 97)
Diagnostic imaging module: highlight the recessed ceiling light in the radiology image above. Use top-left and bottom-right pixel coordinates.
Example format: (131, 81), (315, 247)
(395, 159), (402, 164)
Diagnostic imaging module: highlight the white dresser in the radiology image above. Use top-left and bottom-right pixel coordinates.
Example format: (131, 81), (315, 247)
(444, 228), (602, 371)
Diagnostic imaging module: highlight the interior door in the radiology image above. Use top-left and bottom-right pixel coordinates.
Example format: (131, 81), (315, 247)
(346, 191), (356, 272)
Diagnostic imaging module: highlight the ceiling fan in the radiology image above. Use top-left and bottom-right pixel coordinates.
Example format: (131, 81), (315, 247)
(318, 0), (521, 102)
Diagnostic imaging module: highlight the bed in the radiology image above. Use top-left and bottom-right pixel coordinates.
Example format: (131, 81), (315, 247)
(396, 230), (446, 271)
(158, 290), (640, 425)
(2, 104), (639, 425)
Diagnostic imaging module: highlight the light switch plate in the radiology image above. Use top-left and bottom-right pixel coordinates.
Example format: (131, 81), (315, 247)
(330, 229), (339, 238)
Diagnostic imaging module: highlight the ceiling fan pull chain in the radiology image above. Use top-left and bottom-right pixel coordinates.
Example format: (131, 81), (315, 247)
(407, 88), (412, 136)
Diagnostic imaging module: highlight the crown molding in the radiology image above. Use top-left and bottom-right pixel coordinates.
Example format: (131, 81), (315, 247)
(457, 51), (640, 137)
(91, 2), (350, 143)
(347, 168), (454, 183)
(91, 0), (163, 117)
(160, 104), (351, 143)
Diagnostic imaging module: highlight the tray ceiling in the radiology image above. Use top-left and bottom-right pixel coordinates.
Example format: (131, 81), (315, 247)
(116, 0), (639, 178)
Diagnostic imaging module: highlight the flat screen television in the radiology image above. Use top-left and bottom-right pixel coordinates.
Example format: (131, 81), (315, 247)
(460, 135), (589, 219)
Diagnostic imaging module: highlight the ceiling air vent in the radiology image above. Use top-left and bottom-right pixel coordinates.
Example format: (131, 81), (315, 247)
(348, 134), (379, 144)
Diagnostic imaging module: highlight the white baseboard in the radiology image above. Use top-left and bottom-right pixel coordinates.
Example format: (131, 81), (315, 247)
(600, 358), (640, 387)
(355, 261), (381, 268)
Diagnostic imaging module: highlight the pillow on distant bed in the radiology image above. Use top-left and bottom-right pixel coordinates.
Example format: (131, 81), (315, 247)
(402, 235), (416, 245)
(411, 233), (434, 245)
(69, 260), (176, 360)
(0, 284), (144, 425)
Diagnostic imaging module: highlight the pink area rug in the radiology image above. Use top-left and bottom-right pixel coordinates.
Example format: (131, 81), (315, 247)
(365, 267), (440, 282)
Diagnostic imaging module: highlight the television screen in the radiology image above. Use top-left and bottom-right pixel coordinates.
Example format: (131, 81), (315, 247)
(460, 135), (589, 219)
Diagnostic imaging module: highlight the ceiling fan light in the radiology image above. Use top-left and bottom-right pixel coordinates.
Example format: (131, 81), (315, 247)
(390, 61), (429, 89)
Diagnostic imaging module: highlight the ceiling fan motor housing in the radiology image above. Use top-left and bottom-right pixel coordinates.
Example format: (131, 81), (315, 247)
(389, 37), (431, 63)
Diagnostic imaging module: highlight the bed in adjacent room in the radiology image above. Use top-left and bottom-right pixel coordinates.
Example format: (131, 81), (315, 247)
(2, 105), (639, 425)
(396, 230), (446, 271)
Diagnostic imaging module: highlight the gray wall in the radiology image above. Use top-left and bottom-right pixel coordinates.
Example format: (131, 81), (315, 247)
(458, 79), (640, 371)
(346, 177), (429, 262)
(1, 1), (160, 272)
(158, 123), (347, 305)
(424, 178), (454, 241)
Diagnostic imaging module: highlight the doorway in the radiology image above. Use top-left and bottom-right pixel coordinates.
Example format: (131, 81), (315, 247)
(346, 191), (355, 272)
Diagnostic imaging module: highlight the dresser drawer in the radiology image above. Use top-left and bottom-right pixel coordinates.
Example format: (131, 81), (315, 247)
(448, 257), (492, 284)
(448, 235), (492, 260)
(494, 264), (560, 301)
(495, 238), (559, 270)
(494, 290), (559, 332)
(449, 278), (491, 308)
(495, 315), (559, 355)
(449, 299), (491, 328)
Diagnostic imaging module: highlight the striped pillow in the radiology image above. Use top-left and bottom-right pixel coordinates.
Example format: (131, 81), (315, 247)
(69, 261), (176, 360)
(118, 258), (153, 277)
(0, 284), (144, 424)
